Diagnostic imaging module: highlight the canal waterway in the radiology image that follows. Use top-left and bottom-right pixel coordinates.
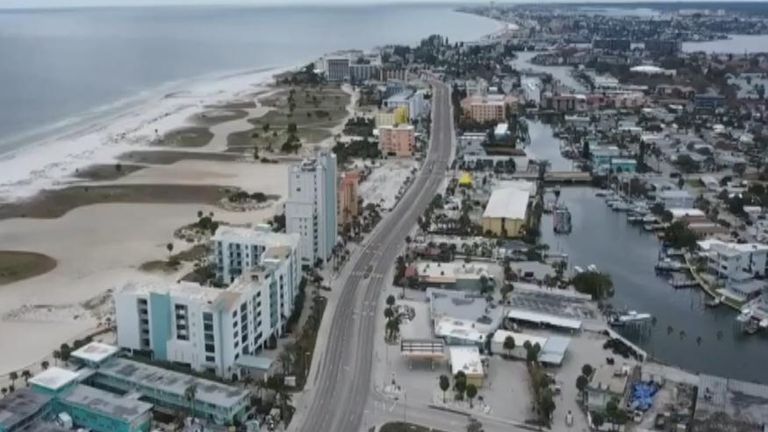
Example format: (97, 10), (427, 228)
(510, 51), (588, 93)
(525, 120), (578, 172)
(540, 188), (768, 383)
(683, 34), (768, 54)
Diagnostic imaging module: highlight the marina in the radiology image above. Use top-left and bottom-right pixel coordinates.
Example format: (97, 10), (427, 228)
(541, 187), (768, 384)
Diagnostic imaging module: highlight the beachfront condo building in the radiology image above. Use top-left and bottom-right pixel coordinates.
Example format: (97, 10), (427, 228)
(460, 94), (508, 123)
(212, 225), (301, 285)
(378, 124), (416, 157)
(325, 57), (350, 82)
(338, 171), (360, 227)
(286, 151), (338, 266)
(115, 239), (301, 379)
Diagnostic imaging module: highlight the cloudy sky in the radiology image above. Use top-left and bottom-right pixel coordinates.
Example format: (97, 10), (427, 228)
(0, 0), (740, 8)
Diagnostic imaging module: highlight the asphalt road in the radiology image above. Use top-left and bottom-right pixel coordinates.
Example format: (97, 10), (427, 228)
(293, 81), (454, 432)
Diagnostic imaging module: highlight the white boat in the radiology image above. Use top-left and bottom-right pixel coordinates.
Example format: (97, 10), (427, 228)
(573, 266), (584, 274)
(642, 215), (657, 223)
(611, 202), (631, 212)
(587, 264), (598, 272)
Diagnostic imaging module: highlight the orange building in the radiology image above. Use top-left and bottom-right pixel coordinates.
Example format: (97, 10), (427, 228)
(460, 95), (511, 123)
(378, 124), (415, 157)
(338, 171), (360, 227)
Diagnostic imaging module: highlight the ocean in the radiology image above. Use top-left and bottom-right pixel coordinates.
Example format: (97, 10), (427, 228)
(0, 5), (498, 197)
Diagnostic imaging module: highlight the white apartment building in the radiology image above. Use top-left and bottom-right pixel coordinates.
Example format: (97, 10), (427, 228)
(657, 190), (695, 209)
(698, 239), (768, 280)
(213, 225), (301, 285)
(286, 152), (338, 266)
(116, 245), (300, 379)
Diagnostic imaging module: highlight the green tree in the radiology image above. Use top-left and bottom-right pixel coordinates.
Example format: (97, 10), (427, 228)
(454, 371), (467, 400)
(41, 361), (49, 371)
(592, 411), (605, 429)
(8, 372), (17, 387)
(166, 242), (174, 256)
(581, 364), (594, 377)
(503, 335), (516, 358)
(386, 294), (396, 308)
(287, 123), (298, 135)
(663, 220), (698, 250)
(439, 374), (450, 403)
(466, 383), (478, 408)
(572, 272), (614, 300)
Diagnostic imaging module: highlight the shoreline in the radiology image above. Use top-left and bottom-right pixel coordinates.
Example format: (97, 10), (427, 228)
(0, 69), (351, 375)
(0, 64), (295, 202)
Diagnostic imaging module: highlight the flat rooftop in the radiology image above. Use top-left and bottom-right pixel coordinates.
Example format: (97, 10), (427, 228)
(449, 346), (483, 376)
(694, 374), (768, 431)
(97, 358), (250, 408)
(0, 389), (52, 430)
(482, 187), (531, 220)
(72, 342), (119, 364)
(427, 288), (503, 328)
(63, 385), (152, 423)
(213, 226), (299, 249)
(28, 367), (79, 391)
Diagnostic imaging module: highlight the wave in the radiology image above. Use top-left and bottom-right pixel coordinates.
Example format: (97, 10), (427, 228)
(0, 63), (293, 203)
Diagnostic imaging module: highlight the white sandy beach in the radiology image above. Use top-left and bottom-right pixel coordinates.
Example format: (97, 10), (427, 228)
(0, 64), (363, 377)
(0, 67), (290, 202)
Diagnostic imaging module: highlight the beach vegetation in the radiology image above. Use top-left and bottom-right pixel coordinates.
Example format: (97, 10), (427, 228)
(0, 251), (57, 285)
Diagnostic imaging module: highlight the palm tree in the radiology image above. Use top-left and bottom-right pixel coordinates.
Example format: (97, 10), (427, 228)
(439, 375), (450, 403)
(466, 384), (478, 408)
(41, 361), (49, 371)
(184, 384), (197, 418)
(0, 388), (6, 398)
(21, 370), (31, 386)
(52, 350), (61, 366)
(9, 372), (18, 387)
(166, 242), (174, 256)
(503, 335), (516, 358)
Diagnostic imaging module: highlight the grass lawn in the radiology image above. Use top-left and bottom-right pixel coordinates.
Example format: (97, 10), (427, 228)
(379, 422), (447, 432)
(0, 251), (57, 285)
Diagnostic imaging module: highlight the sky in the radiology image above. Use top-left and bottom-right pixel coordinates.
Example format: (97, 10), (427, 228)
(0, 0), (749, 8)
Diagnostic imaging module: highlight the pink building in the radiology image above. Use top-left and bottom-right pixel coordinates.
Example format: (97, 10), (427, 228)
(378, 124), (415, 157)
(338, 171), (360, 227)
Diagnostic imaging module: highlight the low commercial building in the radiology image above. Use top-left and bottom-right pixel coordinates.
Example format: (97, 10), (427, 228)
(23, 367), (153, 432)
(505, 308), (583, 332)
(693, 374), (768, 431)
(417, 262), (494, 291)
(448, 346), (485, 387)
(490, 330), (570, 365)
(378, 124), (415, 157)
(481, 186), (531, 237)
(585, 365), (629, 411)
(0, 389), (60, 432)
(644, 39), (682, 57)
(91, 357), (250, 424)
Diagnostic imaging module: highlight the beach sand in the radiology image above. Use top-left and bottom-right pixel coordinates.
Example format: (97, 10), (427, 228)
(0, 73), (355, 376)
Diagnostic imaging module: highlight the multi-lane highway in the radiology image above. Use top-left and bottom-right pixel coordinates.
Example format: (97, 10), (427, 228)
(292, 81), (454, 432)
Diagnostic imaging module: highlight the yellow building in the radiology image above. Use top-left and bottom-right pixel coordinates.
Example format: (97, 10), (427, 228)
(394, 106), (410, 125)
(375, 112), (396, 127)
(458, 172), (473, 187)
(481, 187), (531, 237)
